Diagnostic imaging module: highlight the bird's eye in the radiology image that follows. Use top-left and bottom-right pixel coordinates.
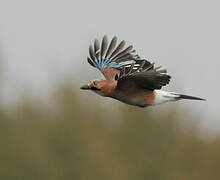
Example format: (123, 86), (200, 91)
(93, 80), (99, 86)
(115, 74), (119, 81)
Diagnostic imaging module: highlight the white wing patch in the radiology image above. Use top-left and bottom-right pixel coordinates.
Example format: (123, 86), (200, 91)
(119, 60), (143, 72)
(119, 60), (136, 66)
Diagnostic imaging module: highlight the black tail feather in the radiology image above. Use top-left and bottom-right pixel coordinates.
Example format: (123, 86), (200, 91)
(178, 94), (206, 101)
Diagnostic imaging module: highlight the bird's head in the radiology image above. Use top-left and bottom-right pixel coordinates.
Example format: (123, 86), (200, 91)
(80, 79), (117, 96)
(80, 79), (101, 91)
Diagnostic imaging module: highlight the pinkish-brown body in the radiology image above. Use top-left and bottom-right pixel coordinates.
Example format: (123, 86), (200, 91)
(112, 88), (155, 107)
(102, 68), (120, 81)
(111, 82), (155, 107)
(97, 80), (117, 96)
(97, 79), (155, 107)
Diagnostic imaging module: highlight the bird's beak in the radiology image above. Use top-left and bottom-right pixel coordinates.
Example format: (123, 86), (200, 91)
(80, 83), (91, 90)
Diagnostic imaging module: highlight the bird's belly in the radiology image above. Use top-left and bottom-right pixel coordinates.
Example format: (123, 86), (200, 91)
(111, 90), (155, 107)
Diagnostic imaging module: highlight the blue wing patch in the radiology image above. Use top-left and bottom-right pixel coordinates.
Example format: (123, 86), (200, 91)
(96, 59), (123, 70)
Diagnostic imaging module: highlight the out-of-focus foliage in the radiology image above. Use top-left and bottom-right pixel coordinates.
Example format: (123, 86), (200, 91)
(0, 85), (219, 180)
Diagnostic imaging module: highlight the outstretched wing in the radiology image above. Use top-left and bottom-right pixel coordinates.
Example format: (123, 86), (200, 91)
(87, 35), (171, 90)
(87, 35), (151, 80)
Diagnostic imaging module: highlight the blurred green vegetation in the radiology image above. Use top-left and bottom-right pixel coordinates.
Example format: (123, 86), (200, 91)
(0, 84), (219, 180)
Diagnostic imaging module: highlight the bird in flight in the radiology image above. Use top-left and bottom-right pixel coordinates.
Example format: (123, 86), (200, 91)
(81, 36), (205, 107)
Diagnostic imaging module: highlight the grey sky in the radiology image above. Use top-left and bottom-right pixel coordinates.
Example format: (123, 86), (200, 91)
(0, 0), (219, 133)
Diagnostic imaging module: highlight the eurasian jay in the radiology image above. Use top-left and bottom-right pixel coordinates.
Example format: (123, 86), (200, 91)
(81, 36), (205, 107)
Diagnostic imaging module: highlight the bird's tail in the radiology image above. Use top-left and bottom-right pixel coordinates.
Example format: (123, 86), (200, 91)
(176, 94), (206, 101)
(153, 90), (206, 105)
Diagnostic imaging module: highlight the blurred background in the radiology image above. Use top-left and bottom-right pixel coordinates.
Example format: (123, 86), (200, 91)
(0, 0), (220, 179)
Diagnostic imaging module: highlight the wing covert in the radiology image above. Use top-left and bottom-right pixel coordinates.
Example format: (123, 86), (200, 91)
(117, 67), (171, 90)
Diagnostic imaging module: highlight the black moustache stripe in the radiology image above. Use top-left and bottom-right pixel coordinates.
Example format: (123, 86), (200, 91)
(91, 87), (100, 91)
